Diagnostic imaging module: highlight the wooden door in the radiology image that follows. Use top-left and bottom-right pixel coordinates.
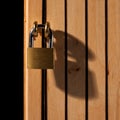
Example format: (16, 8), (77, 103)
(24, 0), (120, 120)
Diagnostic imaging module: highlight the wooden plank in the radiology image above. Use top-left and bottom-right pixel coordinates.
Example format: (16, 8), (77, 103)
(116, 83), (120, 120)
(108, 0), (120, 119)
(47, 0), (65, 120)
(24, 0), (42, 119)
(88, 0), (106, 119)
(67, 0), (85, 119)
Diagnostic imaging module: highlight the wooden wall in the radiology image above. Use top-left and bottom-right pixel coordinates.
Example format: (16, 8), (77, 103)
(24, 0), (120, 119)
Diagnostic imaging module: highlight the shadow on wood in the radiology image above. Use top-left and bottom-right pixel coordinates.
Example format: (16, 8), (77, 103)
(53, 30), (98, 99)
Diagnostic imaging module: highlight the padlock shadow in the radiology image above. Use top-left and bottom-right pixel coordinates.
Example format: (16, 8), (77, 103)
(52, 30), (99, 99)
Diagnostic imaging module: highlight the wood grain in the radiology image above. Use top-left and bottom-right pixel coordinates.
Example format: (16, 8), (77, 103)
(108, 0), (120, 119)
(24, 0), (42, 119)
(47, 0), (65, 120)
(67, 0), (85, 119)
(116, 82), (120, 120)
(88, 0), (105, 119)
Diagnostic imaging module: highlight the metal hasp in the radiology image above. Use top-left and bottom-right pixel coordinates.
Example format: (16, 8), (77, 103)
(27, 21), (54, 69)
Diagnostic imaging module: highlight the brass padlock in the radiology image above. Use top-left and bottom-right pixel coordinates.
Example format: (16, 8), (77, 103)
(27, 22), (54, 69)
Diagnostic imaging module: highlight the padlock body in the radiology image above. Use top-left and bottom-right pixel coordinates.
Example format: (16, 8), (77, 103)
(27, 48), (53, 69)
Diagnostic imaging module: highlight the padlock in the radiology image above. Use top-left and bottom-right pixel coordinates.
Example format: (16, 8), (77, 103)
(27, 23), (54, 69)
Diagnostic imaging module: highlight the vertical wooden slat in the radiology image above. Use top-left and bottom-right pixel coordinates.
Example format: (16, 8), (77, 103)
(67, 0), (85, 119)
(88, 0), (106, 119)
(116, 83), (120, 120)
(108, 0), (120, 119)
(24, 0), (42, 119)
(24, 0), (27, 119)
(47, 0), (65, 120)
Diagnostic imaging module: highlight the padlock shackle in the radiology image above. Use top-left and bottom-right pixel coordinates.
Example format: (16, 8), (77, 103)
(29, 25), (53, 48)
(49, 28), (53, 48)
(29, 27), (35, 47)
